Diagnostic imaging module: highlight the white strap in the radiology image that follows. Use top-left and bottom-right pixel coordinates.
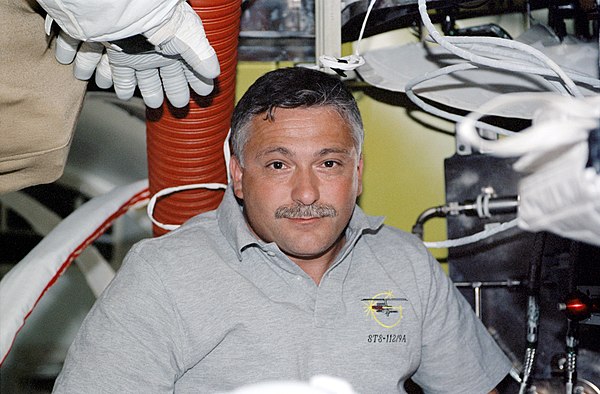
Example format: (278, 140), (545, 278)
(44, 15), (54, 36)
(318, 0), (376, 72)
(146, 129), (232, 231)
(146, 182), (227, 231)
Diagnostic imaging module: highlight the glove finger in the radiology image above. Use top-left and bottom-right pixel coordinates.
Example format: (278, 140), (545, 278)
(55, 31), (80, 64)
(73, 42), (104, 80)
(184, 67), (214, 97)
(95, 53), (114, 89)
(154, 2), (220, 79)
(179, 47), (220, 80)
(136, 69), (164, 109)
(160, 62), (190, 108)
(111, 65), (137, 101)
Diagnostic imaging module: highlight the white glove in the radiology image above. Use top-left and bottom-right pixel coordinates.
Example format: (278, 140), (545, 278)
(97, 47), (216, 108)
(104, 1), (220, 108)
(52, 29), (115, 93)
(144, 1), (220, 82)
(54, 29), (104, 81)
(49, 1), (220, 108)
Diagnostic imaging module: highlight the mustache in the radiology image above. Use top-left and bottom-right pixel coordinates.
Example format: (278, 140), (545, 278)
(275, 203), (338, 219)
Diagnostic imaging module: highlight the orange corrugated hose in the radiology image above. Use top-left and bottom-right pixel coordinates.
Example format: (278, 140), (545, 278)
(146, 0), (241, 236)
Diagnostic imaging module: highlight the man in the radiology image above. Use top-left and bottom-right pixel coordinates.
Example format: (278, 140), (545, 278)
(53, 67), (511, 393)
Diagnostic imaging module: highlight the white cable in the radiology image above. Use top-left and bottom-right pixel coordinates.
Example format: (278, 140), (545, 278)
(354, 0), (377, 57)
(318, 0), (376, 72)
(445, 36), (582, 93)
(448, 38), (600, 89)
(405, 63), (520, 136)
(404, 1), (599, 140)
(423, 219), (519, 249)
(146, 183), (227, 231)
(457, 93), (600, 156)
(404, 63), (565, 136)
(405, 0), (600, 135)
(403, 59), (581, 136)
(147, 129), (232, 231)
(223, 128), (232, 184)
(416, 0), (584, 98)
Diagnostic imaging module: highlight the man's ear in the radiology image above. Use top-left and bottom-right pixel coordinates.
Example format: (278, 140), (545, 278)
(230, 156), (244, 199)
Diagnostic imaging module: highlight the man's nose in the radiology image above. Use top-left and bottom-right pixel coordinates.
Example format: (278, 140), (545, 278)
(291, 168), (319, 206)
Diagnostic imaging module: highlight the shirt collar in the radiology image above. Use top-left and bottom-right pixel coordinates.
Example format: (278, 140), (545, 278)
(216, 186), (385, 261)
(216, 186), (259, 260)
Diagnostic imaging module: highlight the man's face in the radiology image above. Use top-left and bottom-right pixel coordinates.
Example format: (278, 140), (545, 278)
(230, 106), (363, 264)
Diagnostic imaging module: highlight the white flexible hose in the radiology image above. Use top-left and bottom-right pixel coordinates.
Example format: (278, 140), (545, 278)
(0, 192), (115, 298)
(405, 63), (519, 136)
(416, 0), (584, 97)
(0, 180), (150, 364)
(403, 0), (599, 134)
(449, 40), (600, 89)
(423, 219), (519, 249)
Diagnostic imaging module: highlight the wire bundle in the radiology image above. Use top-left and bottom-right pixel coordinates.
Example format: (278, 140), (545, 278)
(411, 0), (600, 248)
(408, 0), (600, 136)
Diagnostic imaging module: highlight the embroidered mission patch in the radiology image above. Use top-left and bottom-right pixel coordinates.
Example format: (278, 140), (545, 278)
(362, 291), (407, 329)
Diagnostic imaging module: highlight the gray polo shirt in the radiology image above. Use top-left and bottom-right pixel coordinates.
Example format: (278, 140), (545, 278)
(54, 187), (511, 393)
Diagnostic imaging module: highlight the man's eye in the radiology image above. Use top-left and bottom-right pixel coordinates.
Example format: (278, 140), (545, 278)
(269, 161), (285, 170)
(323, 160), (338, 168)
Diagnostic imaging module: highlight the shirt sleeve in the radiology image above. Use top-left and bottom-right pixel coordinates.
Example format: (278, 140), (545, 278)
(411, 252), (512, 394)
(53, 243), (186, 393)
